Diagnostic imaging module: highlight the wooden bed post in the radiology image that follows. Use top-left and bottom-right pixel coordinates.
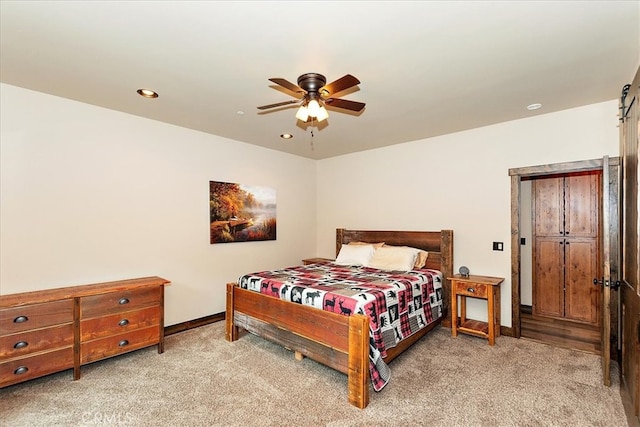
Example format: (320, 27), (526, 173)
(347, 314), (369, 409)
(440, 230), (454, 327)
(225, 283), (238, 342)
(336, 228), (345, 257)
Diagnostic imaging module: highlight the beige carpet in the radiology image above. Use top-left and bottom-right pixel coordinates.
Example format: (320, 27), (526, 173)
(0, 322), (628, 426)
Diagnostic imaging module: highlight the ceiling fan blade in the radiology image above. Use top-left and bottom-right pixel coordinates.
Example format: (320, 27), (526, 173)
(321, 74), (360, 96)
(257, 99), (300, 110)
(324, 98), (366, 112)
(268, 78), (304, 94)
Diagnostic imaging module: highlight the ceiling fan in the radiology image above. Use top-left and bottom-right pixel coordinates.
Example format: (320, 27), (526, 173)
(257, 73), (365, 122)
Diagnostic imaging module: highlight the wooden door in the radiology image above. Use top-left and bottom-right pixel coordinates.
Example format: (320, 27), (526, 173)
(534, 177), (564, 237)
(565, 173), (600, 324)
(533, 237), (564, 317)
(600, 156), (611, 386)
(565, 238), (598, 323)
(566, 174), (599, 238)
(532, 173), (600, 324)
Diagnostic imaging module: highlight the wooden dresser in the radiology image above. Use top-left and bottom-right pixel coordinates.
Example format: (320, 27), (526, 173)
(0, 276), (170, 388)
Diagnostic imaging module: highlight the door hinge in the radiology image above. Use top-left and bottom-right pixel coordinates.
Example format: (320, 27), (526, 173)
(593, 278), (621, 290)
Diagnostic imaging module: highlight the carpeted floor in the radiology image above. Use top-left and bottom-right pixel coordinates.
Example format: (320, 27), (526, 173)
(0, 322), (628, 426)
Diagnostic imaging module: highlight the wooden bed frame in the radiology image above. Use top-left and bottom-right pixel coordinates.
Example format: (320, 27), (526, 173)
(225, 228), (453, 409)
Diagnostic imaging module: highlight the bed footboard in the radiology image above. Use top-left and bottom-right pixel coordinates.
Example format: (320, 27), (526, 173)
(225, 282), (370, 408)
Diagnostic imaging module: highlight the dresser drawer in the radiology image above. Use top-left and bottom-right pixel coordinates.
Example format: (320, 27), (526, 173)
(80, 306), (160, 341)
(80, 286), (161, 319)
(81, 326), (160, 364)
(455, 281), (488, 298)
(0, 299), (73, 335)
(0, 323), (74, 359)
(0, 346), (74, 388)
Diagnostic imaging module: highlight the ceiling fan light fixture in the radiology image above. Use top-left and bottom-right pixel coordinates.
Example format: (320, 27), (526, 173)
(307, 99), (321, 117)
(295, 105), (309, 121)
(258, 73), (364, 124)
(316, 105), (329, 122)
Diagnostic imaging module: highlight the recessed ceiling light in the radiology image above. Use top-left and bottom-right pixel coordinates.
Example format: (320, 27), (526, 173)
(137, 88), (158, 98)
(526, 103), (542, 111)
(237, 110), (245, 116)
(280, 133), (293, 139)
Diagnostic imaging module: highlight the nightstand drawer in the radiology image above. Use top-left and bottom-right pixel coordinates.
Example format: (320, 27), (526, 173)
(0, 300), (73, 335)
(0, 323), (74, 358)
(80, 287), (161, 318)
(80, 306), (160, 341)
(455, 281), (487, 298)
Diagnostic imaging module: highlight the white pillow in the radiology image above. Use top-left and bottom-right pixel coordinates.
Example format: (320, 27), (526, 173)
(334, 244), (376, 266)
(382, 245), (429, 268)
(368, 246), (419, 271)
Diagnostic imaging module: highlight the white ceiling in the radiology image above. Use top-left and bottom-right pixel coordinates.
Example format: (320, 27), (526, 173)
(1, 1), (638, 160)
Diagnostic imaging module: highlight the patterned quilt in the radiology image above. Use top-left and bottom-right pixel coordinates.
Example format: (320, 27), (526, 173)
(238, 262), (443, 391)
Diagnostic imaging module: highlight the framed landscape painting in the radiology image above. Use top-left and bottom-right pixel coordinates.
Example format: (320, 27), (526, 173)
(209, 181), (277, 244)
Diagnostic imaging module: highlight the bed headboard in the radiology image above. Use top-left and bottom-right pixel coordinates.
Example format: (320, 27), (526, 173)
(337, 228), (452, 268)
(335, 228), (454, 294)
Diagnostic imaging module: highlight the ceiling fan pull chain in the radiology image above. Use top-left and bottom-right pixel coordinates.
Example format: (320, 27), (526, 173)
(309, 128), (315, 151)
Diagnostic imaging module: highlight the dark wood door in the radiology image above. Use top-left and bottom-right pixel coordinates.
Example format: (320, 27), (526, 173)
(565, 174), (598, 238)
(532, 173), (600, 325)
(534, 177), (564, 236)
(599, 156), (611, 386)
(618, 68), (640, 420)
(564, 238), (598, 323)
(533, 237), (564, 318)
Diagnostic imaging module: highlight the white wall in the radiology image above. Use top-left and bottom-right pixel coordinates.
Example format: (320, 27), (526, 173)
(316, 100), (620, 327)
(0, 83), (621, 329)
(0, 84), (317, 326)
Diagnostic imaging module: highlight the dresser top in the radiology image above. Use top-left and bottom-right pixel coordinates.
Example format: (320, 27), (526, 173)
(0, 276), (170, 308)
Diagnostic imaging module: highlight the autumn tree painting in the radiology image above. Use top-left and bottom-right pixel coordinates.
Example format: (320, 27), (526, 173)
(209, 181), (277, 244)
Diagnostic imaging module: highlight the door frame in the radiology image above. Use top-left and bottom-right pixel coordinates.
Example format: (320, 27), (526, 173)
(508, 157), (620, 339)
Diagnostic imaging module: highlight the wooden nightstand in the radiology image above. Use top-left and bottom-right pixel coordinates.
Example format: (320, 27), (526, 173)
(449, 274), (504, 345)
(302, 257), (334, 265)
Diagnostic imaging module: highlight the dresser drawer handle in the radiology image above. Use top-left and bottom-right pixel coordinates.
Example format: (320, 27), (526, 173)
(14, 366), (28, 375)
(118, 319), (129, 327)
(118, 298), (130, 305)
(13, 341), (29, 349)
(118, 339), (129, 347)
(13, 315), (28, 323)
(466, 287), (475, 293)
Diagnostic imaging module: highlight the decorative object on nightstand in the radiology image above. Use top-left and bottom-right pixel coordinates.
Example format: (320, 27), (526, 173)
(449, 274), (504, 346)
(459, 266), (470, 277)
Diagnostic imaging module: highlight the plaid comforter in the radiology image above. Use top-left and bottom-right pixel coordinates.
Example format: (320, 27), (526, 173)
(238, 262), (443, 391)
